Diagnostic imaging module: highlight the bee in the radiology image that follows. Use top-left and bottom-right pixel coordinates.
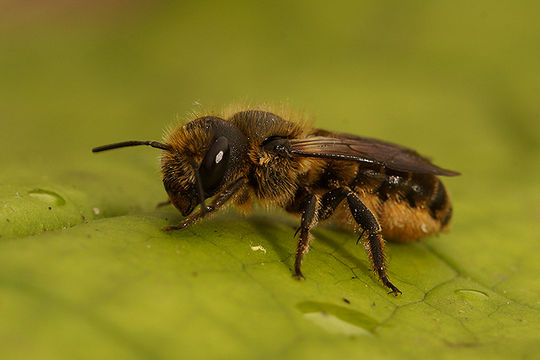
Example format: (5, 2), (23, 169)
(93, 108), (459, 295)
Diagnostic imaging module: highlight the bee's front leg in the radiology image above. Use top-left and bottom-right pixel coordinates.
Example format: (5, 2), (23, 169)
(163, 178), (246, 232)
(162, 207), (213, 231)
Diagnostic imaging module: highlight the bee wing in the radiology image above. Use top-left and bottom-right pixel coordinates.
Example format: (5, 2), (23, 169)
(289, 133), (460, 176)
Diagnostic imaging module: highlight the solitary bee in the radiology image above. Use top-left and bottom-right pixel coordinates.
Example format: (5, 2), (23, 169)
(93, 108), (459, 295)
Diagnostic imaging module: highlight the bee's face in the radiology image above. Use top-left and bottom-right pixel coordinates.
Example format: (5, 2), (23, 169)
(161, 116), (248, 216)
(161, 150), (200, 216)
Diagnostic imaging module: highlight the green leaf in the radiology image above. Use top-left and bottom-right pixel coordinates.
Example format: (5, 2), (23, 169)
(1, 1), (539, 359)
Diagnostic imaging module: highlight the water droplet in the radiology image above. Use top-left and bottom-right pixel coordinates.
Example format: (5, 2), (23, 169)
(455, 289), (489, 299)
(28, 189), (66, 206)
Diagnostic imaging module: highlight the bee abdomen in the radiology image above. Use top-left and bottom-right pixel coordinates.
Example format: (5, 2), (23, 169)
(374, 171), (411, 202)
(349, 168), (453, 242)
(429, 179), (453, 227)
(428, 178), (448, 214)
(403, 173), (436, 208)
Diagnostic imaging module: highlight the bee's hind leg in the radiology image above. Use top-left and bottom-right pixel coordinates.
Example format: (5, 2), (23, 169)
(345, 190), (401, 295)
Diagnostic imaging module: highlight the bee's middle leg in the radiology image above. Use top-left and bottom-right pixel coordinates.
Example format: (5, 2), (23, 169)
(293, 188), (350, 279)
(294, 193), (320, 279)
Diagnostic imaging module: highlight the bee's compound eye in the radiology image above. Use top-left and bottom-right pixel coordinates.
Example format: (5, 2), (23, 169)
(200, 136), (230, 195)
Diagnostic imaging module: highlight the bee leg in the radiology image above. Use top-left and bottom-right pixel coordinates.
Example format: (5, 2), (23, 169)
(317, 188), (348, 221)
(163, 178), (246, 231)
(294, 193), (320, 280)
(346, 190), (402, 296)
(294, 187), (352, 279)
(294, 188), (350, 276)
(156, 200), (172, 208)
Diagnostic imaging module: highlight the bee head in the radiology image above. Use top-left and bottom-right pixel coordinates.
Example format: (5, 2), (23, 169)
(161, 116), (248, 216)
(92, 116), (248, 217)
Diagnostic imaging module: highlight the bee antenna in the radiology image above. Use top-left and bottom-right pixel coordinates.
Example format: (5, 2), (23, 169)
(92, 141), (173, 153)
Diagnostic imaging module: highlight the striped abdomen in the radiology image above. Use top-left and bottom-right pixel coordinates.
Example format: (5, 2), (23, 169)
(349, 166), (453, 242)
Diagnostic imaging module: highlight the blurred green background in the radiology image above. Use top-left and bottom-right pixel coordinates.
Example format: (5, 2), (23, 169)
(1, 1), (539, 359)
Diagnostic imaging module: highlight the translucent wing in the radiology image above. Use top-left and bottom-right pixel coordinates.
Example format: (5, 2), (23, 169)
(289, 131), (460, 176)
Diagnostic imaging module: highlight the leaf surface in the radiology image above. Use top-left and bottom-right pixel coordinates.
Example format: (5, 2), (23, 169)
(1, 1), (539, 359)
